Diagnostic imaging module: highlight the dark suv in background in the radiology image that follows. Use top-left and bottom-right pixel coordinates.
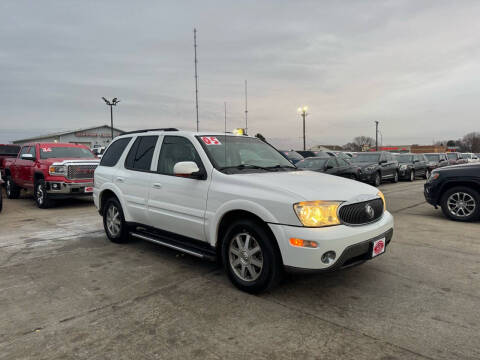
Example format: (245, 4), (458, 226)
(279, 150), (304, 164)
(350, 151), (399, 186)
(446, 152), (467, 165)
(395, 153), (429, 181)
(424, 153), (449, 172)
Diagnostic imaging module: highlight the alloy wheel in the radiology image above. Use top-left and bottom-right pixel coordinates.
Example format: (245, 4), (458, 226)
(447, 192), (476, 217)
(36, 184), (44, 205)
(106, 205), (121, 237)
(6, 180), (11, 196)
(229, 232), (264, 282)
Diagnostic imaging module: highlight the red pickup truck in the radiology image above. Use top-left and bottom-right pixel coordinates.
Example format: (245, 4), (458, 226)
(0, 144), (21, 178)
(4, 143), (100, 208)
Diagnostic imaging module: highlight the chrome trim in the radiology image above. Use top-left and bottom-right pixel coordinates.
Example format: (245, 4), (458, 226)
(130, 232), (206, 259)
(337, 197), (385, 227)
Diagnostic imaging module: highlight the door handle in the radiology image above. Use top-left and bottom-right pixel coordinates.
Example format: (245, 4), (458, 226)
(116, 177), (124, 183)
(152, 183), (162, 189)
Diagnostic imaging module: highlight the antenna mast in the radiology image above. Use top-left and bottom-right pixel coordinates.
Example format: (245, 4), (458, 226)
(194, 28), (199, 131)
(244, 80), (248, 134)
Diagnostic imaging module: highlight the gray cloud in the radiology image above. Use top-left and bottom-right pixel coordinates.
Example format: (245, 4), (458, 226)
(1, 0), (480, 148)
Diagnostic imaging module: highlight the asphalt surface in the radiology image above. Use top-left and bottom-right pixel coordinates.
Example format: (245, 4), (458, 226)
(0, 181), (479, 360)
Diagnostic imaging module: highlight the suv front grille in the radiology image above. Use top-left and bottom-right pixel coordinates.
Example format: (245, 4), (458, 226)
(67, 164), (97, 180)
(339, 198), (384, 225)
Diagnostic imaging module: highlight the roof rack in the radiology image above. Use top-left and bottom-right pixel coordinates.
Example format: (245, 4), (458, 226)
(122, 128), (179, 135)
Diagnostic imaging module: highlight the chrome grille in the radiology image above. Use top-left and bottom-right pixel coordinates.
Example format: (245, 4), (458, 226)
(67, 164), (97, 180)
(339, 198), (384, 225)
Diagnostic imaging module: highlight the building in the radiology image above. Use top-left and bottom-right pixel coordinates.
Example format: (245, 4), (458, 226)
(371, 145), (447, 153)
(12, 125), (125, 148)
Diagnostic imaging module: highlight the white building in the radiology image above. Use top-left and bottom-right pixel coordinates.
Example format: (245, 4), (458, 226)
(13, 125), (125, 148)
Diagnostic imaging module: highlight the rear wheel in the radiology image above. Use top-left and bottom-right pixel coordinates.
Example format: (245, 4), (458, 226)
(440, 186), (480, 221)
(373, 172), (381, 187)
(221, 219), (282, 294)
(34, 179), (52, 208)
(425, 169), (430, 179)
(5, 176), (20, 199)
(103, 197), (130, 243)
(409, 170), (415, 182)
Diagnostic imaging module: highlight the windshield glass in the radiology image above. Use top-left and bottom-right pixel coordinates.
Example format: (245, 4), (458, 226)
(351, 153), (380, 163)
(0, 145), (20, 155)
(281, 151), (303, 161)
(396, 154), (413, 163)
(198, 135), (296, 172)
(296, 158), (329, 169)
(425, 154), (439, 161)
(40, 146), (96, 159)
(447, 153), (457, 159)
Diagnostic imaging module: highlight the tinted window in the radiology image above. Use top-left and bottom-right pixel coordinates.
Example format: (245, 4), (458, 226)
(326, 158), (337, 168)
(351, 153), (380, 163)
(447, 153), (457, 160)
(0, 145), (20, 155)
(280, 151), (303, 161)
(425, 154), (439, 161)
(337, 157), (349, 166)
(297, 158), (328, 169)
(396, 154), (413, 163)
(158, 136), (203, 175)
(125, 136), (158, 171)
(28, 146), (36, 158)
(100, 138), (132, 167)
(39, 146), (96, 159)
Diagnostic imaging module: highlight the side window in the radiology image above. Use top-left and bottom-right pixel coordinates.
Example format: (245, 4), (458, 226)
(125, 136), (158, 171)
(326, 158), (336, 168)
(100, 137), (132, 167)
(28, 146), (36, 158)
(158, 136), (204, 175)
(337, 157), (348, 166)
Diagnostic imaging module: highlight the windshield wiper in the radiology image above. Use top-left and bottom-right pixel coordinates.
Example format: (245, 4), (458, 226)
(265, 165), (297, 170)
(219, 164), (270, 171)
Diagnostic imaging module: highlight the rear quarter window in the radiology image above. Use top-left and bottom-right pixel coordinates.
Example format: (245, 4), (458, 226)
(100, 138), (132, 167)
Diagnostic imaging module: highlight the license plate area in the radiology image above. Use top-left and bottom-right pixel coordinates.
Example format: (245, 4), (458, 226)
(84, 187), (94, 193)
(371, 238), (386, 258)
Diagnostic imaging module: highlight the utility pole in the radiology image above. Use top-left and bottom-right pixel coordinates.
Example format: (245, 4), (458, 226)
(224, 102), (227, 133)
(194, 28), (199, 132)
(375, 121), (379, 151)
(244, 80), (248, 135)
(297, 106), (308, 151)
(102, 97), (120, 140)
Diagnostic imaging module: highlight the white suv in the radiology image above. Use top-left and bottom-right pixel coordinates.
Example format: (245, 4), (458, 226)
(94, 129), (394, 293)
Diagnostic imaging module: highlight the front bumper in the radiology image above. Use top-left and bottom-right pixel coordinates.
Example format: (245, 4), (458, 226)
(358, 171), (376, 183)
(424, 182), (439, 206)
(45, 181), (94, 196)
(398, 168), (411, 179)
(269, 211), (394, 270)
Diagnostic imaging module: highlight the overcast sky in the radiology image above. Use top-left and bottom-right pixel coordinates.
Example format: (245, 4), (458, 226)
(1, 0), (480, 148)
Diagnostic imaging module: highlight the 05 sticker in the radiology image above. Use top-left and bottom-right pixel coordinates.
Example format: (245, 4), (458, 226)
(201, 136), (222, 145)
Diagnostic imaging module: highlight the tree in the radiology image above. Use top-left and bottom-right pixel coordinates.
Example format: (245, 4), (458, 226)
(352, 136), (375, 151)
(343, 142), (361, 152)
(255, 133), (267, 143)
(463, 132), (480, 152)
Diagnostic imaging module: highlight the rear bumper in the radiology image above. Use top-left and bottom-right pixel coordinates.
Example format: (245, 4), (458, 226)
(45, 181), (94, 196)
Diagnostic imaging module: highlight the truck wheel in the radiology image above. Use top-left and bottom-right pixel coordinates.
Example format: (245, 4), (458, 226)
(5, 176), (20, 199)
(373, 172), (381, 187)
(103, 197), (130, 243)
(34, 180), (52, 208)
(221, 219), (282, 294)
(440, 186), (480, 222)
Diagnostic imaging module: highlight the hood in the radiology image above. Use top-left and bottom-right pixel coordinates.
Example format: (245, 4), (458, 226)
(436, 162), (480, 172)
(227, 170), (380, 203)
(351, 161), (377, 168)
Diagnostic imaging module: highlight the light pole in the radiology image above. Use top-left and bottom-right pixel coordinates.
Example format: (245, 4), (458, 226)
(297, 106), (308, 151)
(102, 97), (120, 140)
(374, 121), (379, 151)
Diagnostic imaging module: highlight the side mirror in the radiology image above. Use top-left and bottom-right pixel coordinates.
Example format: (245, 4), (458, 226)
(173, 161), (203, 179)
(21, 153), (34, 161)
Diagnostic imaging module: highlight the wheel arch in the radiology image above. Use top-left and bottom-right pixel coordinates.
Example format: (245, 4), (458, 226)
(98, 186), (128, 219)
(439, 181), (480, 200)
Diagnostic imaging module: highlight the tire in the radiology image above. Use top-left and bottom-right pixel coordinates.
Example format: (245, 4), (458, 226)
(373, 172), (381, 187)
(5, 176), (20, 199)
(103, 197), (130, 243)
(392, 171), (399, 183)
(34, 179), (52, 208)
(221, 218), (283, 294)
(425, 169), (430, 180)
(440, 186), (480, 222)
(409, 170), (415, 182)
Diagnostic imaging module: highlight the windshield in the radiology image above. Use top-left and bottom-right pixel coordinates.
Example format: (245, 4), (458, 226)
(351, 153), (380, 163)
(40, 146), (96, 159)
(396, 154), (413, 163)
(198, 135), (296, 172)
(281, 151), (303, 161)
(447, 153), (457, 160)
(425, 154), (439, 161)
(296, 158), (329, 169)
(0, 145), (20, 155)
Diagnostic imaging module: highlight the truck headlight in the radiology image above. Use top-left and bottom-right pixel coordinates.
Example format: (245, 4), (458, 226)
(49, 165), (66, 176)
(293, 201), (341, 227)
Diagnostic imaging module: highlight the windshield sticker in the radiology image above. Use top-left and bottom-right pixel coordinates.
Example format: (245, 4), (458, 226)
(41, 147), (52, 152)
(201, 137), (222, 145)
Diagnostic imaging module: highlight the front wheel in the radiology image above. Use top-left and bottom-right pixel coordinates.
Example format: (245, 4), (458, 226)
(409, 170), (415, 182)
(392, 171), (399, 183)
(373, 172), (381, 187)
(221, 219), (282, 294)
(103, 197), (130, 243)
(34, 180), (52, 208)
(425, 169), (430, 180)
(5, 176), (20, 199)
(440, 187), (480, 222)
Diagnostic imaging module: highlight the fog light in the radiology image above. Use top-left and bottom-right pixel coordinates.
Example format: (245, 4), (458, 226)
(321, 251), (336, 265)
(51, 183), (60, 190)
(289, 238), (318, 248)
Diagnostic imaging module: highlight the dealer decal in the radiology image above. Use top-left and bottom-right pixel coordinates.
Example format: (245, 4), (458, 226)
(41, 147), (52, 152)
(201, 136), (222, 145)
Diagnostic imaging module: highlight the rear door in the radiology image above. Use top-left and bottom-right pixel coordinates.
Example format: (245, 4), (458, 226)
(147, 135), (209, 241)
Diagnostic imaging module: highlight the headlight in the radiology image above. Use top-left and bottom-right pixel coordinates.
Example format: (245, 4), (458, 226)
(377, 191), (386, 211)
(293, 201), (341, 227)
(49, 165), (66, 176)
(399, 164), (407, 170)
(427, 172), (440, 183)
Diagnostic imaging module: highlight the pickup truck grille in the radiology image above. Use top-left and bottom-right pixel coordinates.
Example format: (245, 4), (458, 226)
(67, 164), (97, 180)
(338, 198), (384, 225)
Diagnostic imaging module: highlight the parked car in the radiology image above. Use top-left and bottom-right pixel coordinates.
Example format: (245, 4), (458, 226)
(0, 144), (21, 178)
(4, 143), (99, 208)
(91, 146), (106, 159)
(350, 152), (399, 186)
(0, 173), (3, 213)
(425, 163), (480, 221)
(94, 130), (394, 293)
(395, 153), (429, 181)
(446, 152), (466, 165)
(297, 150), (336, 158)
(424, 153), (449, 171)
(296, 156), (361, 179)
(461, 153), (479, 163)
(279, 150), (304, 164)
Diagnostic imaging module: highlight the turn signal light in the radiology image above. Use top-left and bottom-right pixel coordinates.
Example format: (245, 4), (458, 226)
(289, 238), (318, 248)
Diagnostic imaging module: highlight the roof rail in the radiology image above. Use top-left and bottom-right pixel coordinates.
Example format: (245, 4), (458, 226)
(122, 128), (179, 135)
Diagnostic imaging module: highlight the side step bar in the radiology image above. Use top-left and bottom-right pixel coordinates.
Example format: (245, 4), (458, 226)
(130, 231), (216, 261)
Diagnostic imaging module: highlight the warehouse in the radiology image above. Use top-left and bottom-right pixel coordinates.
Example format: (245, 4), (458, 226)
(12, 125), (124, 148)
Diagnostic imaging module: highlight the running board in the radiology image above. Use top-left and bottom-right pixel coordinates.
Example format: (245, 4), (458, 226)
(130, 231), (216, 261)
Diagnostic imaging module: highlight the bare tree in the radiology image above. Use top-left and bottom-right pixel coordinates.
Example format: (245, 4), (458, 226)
(352, 136), (375, 151)
(463, 132), (480, 152)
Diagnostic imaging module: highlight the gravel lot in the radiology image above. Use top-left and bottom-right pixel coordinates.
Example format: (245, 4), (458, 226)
(0, 182), (479, 360)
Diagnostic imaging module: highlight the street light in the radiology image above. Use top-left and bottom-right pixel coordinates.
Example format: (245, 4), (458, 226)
(297, 106), (308, 151)
(102, 97), (120, 140)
